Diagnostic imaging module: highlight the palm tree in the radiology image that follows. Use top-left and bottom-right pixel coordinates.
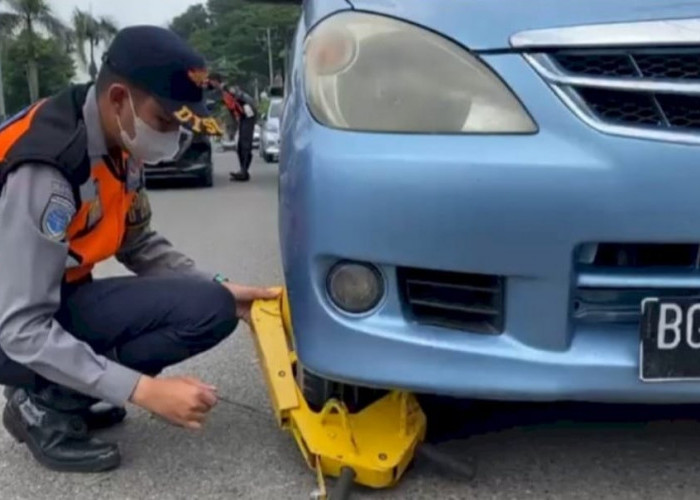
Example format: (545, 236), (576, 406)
(0, 0), (69, 103)
(0, 15), (12, 120)
(72, 9), (117, 82)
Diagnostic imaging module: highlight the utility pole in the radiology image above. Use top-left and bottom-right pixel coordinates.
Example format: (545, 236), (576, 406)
(266, 27), (274, 87)
(0, 38), (6, 121)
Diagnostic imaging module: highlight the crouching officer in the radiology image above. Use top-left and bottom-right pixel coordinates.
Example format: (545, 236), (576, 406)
(0, 25), (278, 473)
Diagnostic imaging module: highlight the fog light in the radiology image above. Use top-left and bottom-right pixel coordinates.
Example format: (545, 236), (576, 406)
(327, 262), (384, 314)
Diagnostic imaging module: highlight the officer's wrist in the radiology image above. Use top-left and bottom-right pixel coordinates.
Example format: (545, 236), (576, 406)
(130, 375), (156, 407)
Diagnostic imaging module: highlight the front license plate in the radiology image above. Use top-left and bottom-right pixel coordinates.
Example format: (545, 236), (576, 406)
(641, 297), (700, 381)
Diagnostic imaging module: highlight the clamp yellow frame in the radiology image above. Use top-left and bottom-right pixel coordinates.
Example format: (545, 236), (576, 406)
(250, 291), (427, 497)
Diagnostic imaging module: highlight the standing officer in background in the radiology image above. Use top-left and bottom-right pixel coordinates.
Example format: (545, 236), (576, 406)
(207, 73), (258, 182)
(0, 25), (277, 473)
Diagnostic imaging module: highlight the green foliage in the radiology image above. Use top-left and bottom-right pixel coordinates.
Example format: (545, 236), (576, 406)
(2, 32), (75, 115)
(258, 96), (270, 117)
(170, 4), (211, 40)
(0, 0), (71, 103)
(170, 0), (300, 92)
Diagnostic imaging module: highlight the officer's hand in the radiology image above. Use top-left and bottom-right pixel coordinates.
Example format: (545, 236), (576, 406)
(221, 283), (280, 325)
(130, 375), (218, 430)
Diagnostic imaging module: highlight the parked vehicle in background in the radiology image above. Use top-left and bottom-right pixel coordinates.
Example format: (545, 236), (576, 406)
(260, 98), (283, 163)
(220, 136), (237, 152)
(253, 123), (261, 149)
(278, 0), (700, 410)
(145, 134), (214, 187)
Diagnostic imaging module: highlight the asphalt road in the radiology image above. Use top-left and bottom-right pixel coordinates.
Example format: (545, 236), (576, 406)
(4, 153), (700, 499)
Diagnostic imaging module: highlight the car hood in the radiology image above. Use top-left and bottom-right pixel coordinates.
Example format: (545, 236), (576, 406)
(347, 0), (700, 50)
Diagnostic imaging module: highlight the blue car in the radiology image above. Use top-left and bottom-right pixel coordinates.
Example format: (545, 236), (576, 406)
(278, 0), (700, 408)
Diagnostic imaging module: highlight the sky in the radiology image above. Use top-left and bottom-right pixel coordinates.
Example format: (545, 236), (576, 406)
(51, 0), (201, 30)
(50, 0), (202, 80)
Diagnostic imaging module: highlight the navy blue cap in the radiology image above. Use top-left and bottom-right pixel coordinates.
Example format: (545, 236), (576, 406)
(103, 25), (216, 133)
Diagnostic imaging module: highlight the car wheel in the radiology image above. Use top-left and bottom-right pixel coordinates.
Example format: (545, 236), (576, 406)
(298, 367), (387, 414)
(200, 165), (214, 187)
(263, 153), (273, 163)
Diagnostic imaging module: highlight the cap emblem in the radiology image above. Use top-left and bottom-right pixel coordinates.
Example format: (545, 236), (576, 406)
(188, 68), (209, 88)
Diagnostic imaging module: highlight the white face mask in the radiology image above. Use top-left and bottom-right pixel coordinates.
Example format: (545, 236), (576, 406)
(116, 92), (191, 165)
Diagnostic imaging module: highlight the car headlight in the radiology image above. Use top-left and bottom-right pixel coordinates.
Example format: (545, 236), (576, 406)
(304, 12), (536, 134)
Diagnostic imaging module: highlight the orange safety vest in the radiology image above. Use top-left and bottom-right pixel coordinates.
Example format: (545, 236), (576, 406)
(0, 84), (142, 283)
(222, 89), (244, 121)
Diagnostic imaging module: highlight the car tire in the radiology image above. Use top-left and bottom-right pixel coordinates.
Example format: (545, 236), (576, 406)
(200, 165), (214, 187)
(263, 153), (273, 163)
(298, 367), (387, 414)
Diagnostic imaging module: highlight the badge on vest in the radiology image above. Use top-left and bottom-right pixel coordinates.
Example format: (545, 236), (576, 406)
(126, 160), (143, 192)
(41, 194), (75, 241)
(79, 178), (102, 231)
(86, 196), (102, 230)
(127, 189), (152, 228)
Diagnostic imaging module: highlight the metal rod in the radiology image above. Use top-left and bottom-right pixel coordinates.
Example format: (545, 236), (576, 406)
(0, 37), (6, 121)
(329, 467), (355, 500)
(266, 27), (274, 86)
(217, 396), (267, 416)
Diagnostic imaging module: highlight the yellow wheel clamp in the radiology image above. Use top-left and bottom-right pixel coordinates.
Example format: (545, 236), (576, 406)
(248, 289), (426, 499)
(249, 289), (476, 499)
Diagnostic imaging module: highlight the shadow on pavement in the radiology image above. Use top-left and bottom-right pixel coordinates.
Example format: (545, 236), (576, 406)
(145, 177), (210, 190)
(420, 395), (700, 443)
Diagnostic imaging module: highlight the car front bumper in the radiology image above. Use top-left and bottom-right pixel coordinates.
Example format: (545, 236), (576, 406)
(262, 133), (280, 156)
(263, 145), (280, 157)
(144, 161), (211, 180)
(279, 53), (700, 403)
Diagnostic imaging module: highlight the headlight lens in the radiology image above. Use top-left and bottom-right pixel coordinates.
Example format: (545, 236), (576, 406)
(304, 12), (536, 134)
(327, 261), (384, 314)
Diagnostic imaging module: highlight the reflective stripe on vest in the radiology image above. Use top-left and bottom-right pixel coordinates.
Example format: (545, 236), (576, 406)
(0, 101), (46, 159)
(63, 157), (138, 283)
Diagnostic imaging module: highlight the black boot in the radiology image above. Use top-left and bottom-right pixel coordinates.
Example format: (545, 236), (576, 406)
(2, 388), (121, 473)
(230, 170), (250, 182)
(83, 403), (127, 431)
(3, 386), (126, 431)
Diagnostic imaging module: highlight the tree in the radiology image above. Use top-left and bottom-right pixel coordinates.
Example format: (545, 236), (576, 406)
(0, 16), (11, 119)
(71, 9), (117, 81)
(169, 0), (300, 92)
(170, 4), (210, 40)
(1, 32), (74, 116)
(0, 0), (70, 103)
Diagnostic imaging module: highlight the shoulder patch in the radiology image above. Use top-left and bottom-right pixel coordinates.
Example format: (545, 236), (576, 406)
(41, 194), (76, 241)
(51, 179), (74, 199)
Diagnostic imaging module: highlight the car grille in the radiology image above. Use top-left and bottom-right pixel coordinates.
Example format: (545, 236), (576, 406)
(397, 267), (505, 334)
(574, 243), (700, 325)
(552, 51), (700, 80)
(524, 48), (700, 144)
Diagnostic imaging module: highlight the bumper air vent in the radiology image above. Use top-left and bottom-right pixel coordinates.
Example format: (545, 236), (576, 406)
(398, 267), (505, 334)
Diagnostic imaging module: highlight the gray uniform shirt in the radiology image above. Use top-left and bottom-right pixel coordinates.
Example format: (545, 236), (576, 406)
(0, 87), (215, 406)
